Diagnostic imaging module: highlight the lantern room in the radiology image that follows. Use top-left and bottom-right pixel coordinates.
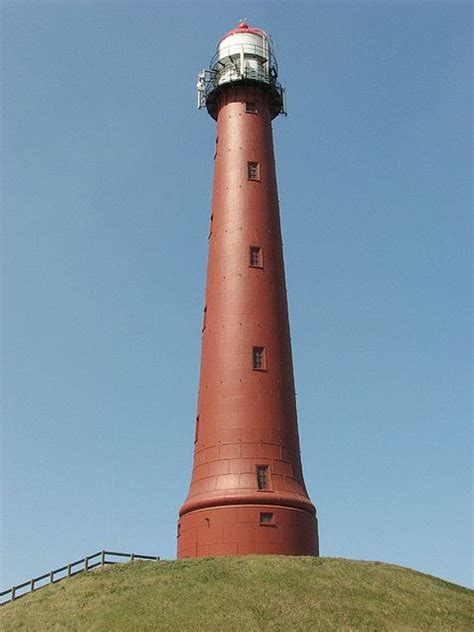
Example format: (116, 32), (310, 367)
(214, 22), (276, 86)
(197, 21), (286, 119)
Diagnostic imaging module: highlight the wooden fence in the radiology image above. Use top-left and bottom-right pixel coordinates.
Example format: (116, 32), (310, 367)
(0, 550), (160, 606)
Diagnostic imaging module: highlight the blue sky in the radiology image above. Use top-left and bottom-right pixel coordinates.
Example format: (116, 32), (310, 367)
(1, 1), (472, 589)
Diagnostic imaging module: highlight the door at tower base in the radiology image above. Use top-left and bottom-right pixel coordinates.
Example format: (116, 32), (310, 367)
(178, 22), (319, 558)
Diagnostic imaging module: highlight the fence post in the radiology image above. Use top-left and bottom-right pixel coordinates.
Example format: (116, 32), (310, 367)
(31, 579), (35, 593)
(130, 553), (135, 562)
(101, 550), (105, 567)
(49, 571), (54, 585)
(67, 564), (71, 578)
(84, 556), (88, 572)
(11, 586), (15, 602)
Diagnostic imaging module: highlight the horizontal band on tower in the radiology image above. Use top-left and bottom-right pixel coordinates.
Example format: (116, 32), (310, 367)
(179, 493), (316, 518)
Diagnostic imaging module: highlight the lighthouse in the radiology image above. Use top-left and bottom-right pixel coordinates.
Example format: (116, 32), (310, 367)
(177, 22), (319, 558)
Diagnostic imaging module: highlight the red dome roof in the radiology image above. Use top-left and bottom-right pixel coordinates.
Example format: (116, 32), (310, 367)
(219, 21), (269, 44)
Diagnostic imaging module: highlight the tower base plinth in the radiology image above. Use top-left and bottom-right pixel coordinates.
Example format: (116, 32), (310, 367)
(178, 505), (319, 558)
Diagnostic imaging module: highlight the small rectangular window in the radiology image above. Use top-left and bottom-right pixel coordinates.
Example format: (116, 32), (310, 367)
(249, 246), (263, 268)
(256, 465), (268, 490)
(246, 101), (257, 113)
(252, 346), (266, 370)
(202, 306), (207, 332)
(247, 161), (259, 181)
(194, 415), (199, 443)
(260, 512), (273, 524)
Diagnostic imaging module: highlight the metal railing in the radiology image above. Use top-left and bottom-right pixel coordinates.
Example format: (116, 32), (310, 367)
(202, 43), (281, 99)
(0, 550), (160, 606)
(204, 64), (283, 99)
(209, 43), (279, 78)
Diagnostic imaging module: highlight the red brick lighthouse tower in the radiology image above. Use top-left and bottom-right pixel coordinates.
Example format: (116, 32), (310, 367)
(177, 22), (319, 558)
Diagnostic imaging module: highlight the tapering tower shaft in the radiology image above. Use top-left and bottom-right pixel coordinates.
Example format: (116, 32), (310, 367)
(178, 23), (318, 558)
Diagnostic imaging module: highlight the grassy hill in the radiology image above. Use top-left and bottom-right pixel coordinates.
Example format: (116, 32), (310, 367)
(1, 556), (472, 631)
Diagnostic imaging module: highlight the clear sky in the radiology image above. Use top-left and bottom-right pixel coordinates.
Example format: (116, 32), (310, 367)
(1, 1), (472, 589)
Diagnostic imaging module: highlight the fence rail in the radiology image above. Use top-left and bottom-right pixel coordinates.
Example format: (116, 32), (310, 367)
(0, 550), (160, 606)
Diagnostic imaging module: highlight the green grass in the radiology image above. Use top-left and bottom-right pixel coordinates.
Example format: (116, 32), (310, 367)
(1, 556), (472, 631)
